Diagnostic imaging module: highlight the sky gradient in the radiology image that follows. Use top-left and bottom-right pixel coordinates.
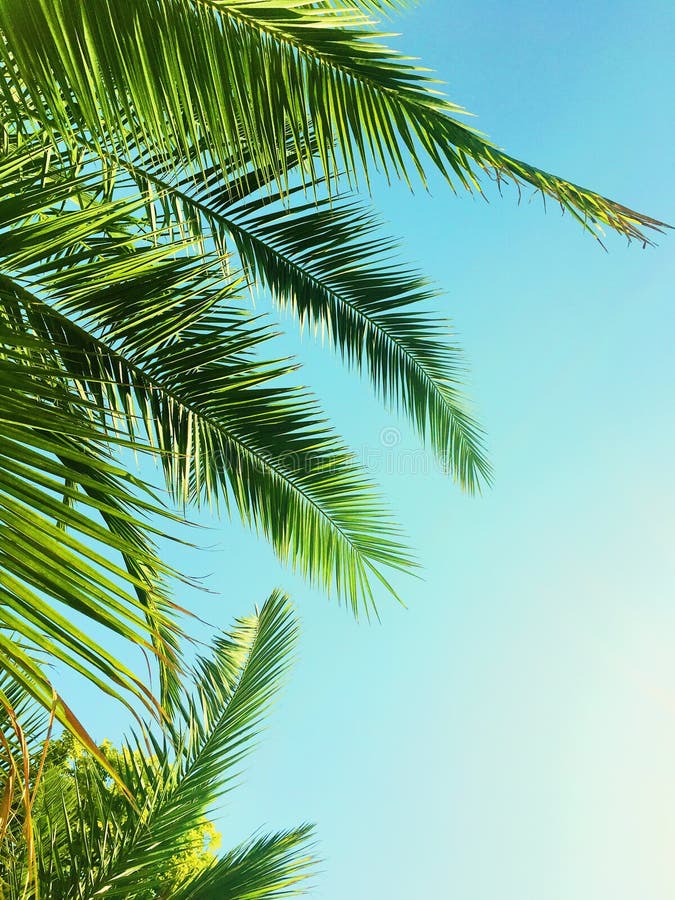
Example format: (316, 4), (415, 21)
(54, 2), (675, 897)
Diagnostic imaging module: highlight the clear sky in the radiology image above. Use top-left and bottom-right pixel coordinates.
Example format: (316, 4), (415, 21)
(55, 2), (675, 898)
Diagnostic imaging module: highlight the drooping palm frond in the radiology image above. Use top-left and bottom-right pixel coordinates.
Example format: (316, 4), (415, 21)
(109, 135), (490, 491)
(46, 125), (483, 496)
(223, 191), (491, 490)
(0, 0), (665, 244)
(0, 143), (194, 744)
(0, 355), (181, 802)
(2, 139), (413, 620)
(1, 592), (316, 900)
(0, 325), (182, 725)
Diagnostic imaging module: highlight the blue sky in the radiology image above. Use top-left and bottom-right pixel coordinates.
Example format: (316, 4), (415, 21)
(56, 2), (675, 897)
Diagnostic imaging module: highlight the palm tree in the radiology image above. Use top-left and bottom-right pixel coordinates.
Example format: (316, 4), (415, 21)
(0, 592), (315, 900)
(0, 0), (665, 753)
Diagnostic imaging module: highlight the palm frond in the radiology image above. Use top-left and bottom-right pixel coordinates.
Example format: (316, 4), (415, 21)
(0, 0), (664, 243)
(114, 593), (301, 883)
(0, 331), (182, 720)
(13, 592), (315, 900)
(2, 139), (412, 616)
(174, 826), (316, 900)
(225, 190), (491, 490)
(0, 672), (49, 777)
(107, 141), (490, 491)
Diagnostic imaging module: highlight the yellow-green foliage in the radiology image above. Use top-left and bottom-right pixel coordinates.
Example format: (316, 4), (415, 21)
(1, 596), (313, 899)
(43, 734), (221, 896)
(0, 733), (220, 898)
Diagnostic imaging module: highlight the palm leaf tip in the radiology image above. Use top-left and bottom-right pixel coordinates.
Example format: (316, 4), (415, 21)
(487, 149), (670, 246)
(180, 824), (317, 899)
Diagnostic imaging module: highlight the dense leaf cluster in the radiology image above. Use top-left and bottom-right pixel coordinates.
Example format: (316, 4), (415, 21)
(0, 1), (664, 892)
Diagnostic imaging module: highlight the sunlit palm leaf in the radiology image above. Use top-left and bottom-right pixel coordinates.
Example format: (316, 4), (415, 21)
(2, 141), (412, 618)
(6, 592), (316, 899)
(0, 0), (664, 243)
(173, 827), (316, 900)
(0, 333), (181, 709)
(110, 140), (490, 490)
(225, 190), (491, 490)
(0, 672), (48, 778)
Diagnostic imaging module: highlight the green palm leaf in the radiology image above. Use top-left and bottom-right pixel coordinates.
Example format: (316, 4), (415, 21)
(58, 142), (484, 496)
(0, 330), (182, 708)
(2, 592), (316, 900)
(224, 190), (491, 490)
(0, 0), (664, 243)
(108, 139), (490, 490)
(173, 827), (316, 900)
(2, 140), (412, 619)
(0, 0), (666, 757)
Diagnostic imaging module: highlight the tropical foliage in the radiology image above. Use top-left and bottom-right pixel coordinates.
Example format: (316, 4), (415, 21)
(0, 593), (315, 900)
(0, 0), (665, 751)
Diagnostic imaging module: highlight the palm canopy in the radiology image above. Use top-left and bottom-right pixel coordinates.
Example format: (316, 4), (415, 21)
(0, 592), (315, 900)
(0, 136), (417, 753)
(0, 1), (666, 740)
